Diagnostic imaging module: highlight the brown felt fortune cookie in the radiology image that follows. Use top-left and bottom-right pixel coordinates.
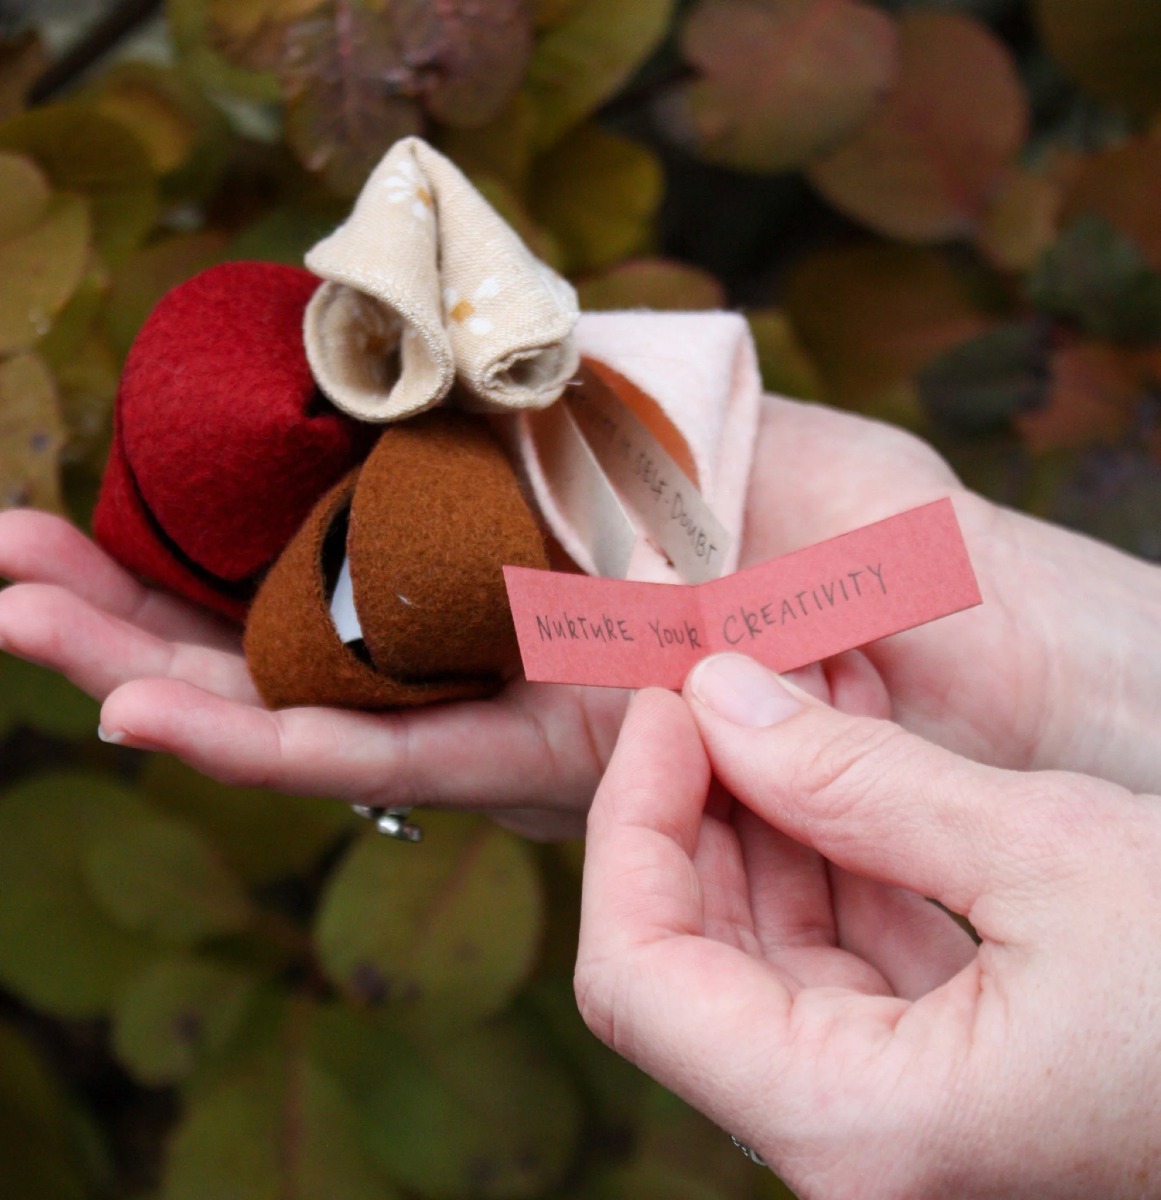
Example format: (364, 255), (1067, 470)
(243, 407), (549, 710)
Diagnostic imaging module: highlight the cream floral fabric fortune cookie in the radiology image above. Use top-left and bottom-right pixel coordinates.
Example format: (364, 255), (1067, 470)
(304, 137), (579, 422)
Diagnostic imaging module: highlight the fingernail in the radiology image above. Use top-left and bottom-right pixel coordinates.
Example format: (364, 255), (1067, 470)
(690, 654), (805, 728)
(97, 726), (126, 745)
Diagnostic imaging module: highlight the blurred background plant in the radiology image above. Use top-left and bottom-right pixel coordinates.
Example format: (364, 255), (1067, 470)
(0, 0), (1158, 1196)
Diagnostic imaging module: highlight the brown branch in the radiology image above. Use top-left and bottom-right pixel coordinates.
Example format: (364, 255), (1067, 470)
(26, 0), (163, 105)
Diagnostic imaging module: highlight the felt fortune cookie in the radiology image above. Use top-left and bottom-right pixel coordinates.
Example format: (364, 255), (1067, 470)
(93, 262), (373, 621)
(243, 408), (549, 710)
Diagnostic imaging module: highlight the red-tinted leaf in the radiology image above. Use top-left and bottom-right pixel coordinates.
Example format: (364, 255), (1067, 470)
(387, 0), (533, 128)
(1059, 137), (1161, 271)
(279, 4), (424, 196)
(1018, 340), (1138, 454)
(674, 0), (899, 173)
(1034, 0), (1161, 118)
(807, 11), (1028, 241)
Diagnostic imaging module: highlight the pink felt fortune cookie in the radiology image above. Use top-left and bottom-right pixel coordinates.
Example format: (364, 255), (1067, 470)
(93, 262), (373, 621)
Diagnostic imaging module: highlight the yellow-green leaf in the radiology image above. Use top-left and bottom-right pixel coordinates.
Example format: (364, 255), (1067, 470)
(673, 0), (899, 173)
(746, 308), (826, 400)
(807, 11), (1028, 241)
(977, 168), (1063, 272)
(360, 1018), (582, 1198)
(0, 1018), (110, 1200)
(1035, 0), (1161, 118)
(0, 193), (90, 357)
(85, 816), (254, 945)
(0, 105), (157, 263)
(0, 353), (67, 512)
(112, 954), (258, 1086)
(103, 231), (226, 359)
(208, 0), (328, 47)
(163, 1016), (401, 1200)
(437, 92), (537, 192)
(577, 257), (726, 310)
(314, 811), (542, 1030)
(85, 62), (234, 204)
(167, 0), (283, 101)
(529, 125), (662, 273)
(139, 754), (355, 887)
(0, 151), (51, 242)
(525, 0), (677, 150)
(0, 773), (159, 1018)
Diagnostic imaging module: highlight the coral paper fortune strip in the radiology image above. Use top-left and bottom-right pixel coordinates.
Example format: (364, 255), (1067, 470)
(504, 498), (981, 689)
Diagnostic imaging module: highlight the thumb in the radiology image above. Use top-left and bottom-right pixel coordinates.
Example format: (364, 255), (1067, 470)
(685, 654), (1042, 917)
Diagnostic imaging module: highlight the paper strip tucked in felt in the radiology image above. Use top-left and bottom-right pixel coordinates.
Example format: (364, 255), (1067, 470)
(507, 312), (761, 583)
(305, 137), (579, 422)
(504, 499), (983, 690)
(523, 400), (638, 580)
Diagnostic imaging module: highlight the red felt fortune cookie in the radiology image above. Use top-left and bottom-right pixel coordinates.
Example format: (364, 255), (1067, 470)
(93, 262), (372, 621)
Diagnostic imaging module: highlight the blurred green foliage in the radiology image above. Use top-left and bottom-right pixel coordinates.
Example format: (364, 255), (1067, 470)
(0, 0), (1159, 1195)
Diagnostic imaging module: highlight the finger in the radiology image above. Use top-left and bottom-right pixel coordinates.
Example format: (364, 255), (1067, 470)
(575, 688), (906, 1150)
(579, 689), (712, 959)
(830, 869), (977, 1000)
(0, 583), (258, 704)
(822, 649), (891, 720)
(488, 808), (587, 842)
(99, 676), (621, 812)
(690, 788), (759, 955)
(685, 653), (1049, 917)
(734, 804), (835, 952)
(0, 508), (239, 650)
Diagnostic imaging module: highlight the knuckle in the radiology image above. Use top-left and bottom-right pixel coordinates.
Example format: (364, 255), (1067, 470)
(789, 718), (914, 823)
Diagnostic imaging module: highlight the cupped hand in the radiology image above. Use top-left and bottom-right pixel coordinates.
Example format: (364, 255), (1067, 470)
(576, 656), (1161, 1199)
(745, 397), (1161, 792)
(0, 506), (624, 839)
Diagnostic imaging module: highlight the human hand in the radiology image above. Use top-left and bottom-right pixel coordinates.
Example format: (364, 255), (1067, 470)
(2, 392), (1157, 836)
(576, 655), (1161, 1199)
(0, 394), (893, 839)
(745, 397), (1161, 792)
(0, 507), (626, 839)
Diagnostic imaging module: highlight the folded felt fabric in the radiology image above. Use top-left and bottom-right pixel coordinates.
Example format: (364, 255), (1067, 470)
(507, 311), (763, 584)
(244, 408), (549, 710)
(93, 262), (372, 622)
(305, 137), (579, 423)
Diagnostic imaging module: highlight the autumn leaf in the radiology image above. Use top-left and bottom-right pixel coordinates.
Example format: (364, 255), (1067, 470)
(807, 11), (1028, 241)
(385, 0), (533, 129)
(783, 242), (993, 409)
(1034, 0), (1161, 119)
(671, 0), (899, 173)
(279, 4), (423, 195)
(0, 353), (67, 512)
(0, 33), (47, 121)
(577, 258), (726, 311)
(206, 0), (329, 70)
(1058, 137), (1161, 270)
(1017, 339), (1138, 454)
